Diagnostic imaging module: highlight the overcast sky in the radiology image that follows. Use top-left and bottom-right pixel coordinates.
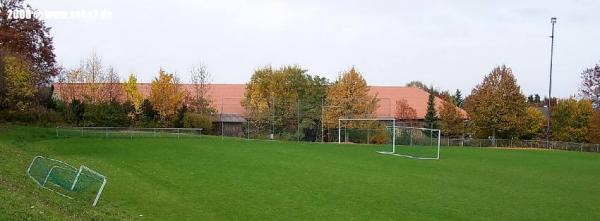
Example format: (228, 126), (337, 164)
(28, 0), (600, 98)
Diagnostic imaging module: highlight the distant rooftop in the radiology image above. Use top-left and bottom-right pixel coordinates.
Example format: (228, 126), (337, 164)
(54, 83), (466, 120)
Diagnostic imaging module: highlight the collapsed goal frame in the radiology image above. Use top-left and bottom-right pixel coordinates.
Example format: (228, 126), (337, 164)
(26, 156), (107, 206)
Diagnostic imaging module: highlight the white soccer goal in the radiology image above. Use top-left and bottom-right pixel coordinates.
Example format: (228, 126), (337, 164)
(337, 119), (441, 160)
(378, 126), (441, 160)
(27, 156), (107, 206)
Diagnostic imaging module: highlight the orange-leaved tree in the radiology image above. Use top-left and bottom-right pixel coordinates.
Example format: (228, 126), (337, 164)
(394, 99), (417, 127)
(439, 96), (465, 138)
(324, 67), (378, 128)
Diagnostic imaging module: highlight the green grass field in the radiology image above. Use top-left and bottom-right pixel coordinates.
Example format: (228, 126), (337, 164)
(2, 126), (600, 220)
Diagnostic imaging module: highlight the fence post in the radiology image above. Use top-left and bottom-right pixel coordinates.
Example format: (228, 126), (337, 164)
(55, 127), (59, 137)
(105, 128), (108, 138)
(177, 128), (180, 139)
(81, 127), (84, 137)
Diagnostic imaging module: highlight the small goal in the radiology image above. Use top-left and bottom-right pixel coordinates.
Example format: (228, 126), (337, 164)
(337, 118), (441, 160)
(27, 156), (107, 206)
(378, 126), (441, 160)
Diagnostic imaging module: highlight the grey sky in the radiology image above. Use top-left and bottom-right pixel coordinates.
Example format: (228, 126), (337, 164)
(28, 0), (600, 98)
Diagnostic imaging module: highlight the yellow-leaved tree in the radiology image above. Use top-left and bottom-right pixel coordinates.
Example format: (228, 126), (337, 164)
(123, 74), (143, 113)
(522, 107), (546, 139)
(1, 56), (37, 110)
(551, 98), (593, 142)
(150, 69), (184, 125)
(324, 67), (378, 127)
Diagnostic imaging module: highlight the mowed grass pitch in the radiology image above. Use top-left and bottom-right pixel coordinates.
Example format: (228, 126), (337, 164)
(2, 127), (600, 220)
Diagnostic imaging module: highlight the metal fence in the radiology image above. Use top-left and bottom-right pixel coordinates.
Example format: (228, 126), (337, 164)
(55, 127), (203, 139)
(440, 138), (600, 153)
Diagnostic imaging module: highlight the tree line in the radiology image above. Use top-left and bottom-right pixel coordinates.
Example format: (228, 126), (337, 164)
(1, 0), (599, 143)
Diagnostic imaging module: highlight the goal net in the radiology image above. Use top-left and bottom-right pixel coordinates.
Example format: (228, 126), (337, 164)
(27, 156), (107, 206)
(337, 118), (395, 146)
(378, 126), (441, 160)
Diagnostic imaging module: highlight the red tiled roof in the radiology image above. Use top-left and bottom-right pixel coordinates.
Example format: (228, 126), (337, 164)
(54, 83), (466, 119)
(368, 86), (467, 119)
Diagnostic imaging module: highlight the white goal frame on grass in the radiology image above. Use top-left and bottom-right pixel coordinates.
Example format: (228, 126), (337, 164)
(337, 119), (441, 160)
(378, 126), (441, 160)
(26, 156), (107, 206)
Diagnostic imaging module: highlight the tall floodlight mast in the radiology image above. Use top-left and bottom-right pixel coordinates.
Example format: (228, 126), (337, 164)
(546, 17), (556, 148)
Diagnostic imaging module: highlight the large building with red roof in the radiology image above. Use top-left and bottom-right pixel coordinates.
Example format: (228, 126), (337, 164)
(54, 83), (466, 120)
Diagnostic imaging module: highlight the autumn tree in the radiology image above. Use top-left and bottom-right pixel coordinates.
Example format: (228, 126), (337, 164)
(57, 52), (112, 103)
(324, 67), (378, 127)
(551, 98), (593, 142)
(464, 65), (527, 139)
(521, 107), (546, 139)
(189, 64), (216, 115)
(580, 63), (600, 109)
(82, 52), (105, 102)
(150, 69), (184, 125)
(243, 65), (328, 140)
(394, 99), (417, 126)
(423, 89), (438, 129)
(0, 55), (36, 110)
(589, 110), (600, 144)
(104, 67), (123, 101)
(0, 0), (59, 89)
(439, 97), (464, 138)
(123, 74), (143, 113)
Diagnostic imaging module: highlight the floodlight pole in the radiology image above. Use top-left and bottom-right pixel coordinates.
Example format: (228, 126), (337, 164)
(546, 17), (557, 148)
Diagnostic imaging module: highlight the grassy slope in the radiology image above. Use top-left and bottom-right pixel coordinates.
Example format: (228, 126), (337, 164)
(1, 126), (600, 220)
(0, 126), (132, 220)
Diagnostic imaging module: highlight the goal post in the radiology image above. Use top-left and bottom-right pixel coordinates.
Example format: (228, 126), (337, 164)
(378, 126), (441, 160)
(338, 118), (396, 146)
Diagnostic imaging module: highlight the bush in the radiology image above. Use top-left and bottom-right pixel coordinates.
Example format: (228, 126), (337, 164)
(183, 112), (213, 131)
(82, 101), (130, 127)
(0, 106), (63, 126)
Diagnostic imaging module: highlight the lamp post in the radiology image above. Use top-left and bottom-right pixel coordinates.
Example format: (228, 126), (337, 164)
(546, 17), (556, 148)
